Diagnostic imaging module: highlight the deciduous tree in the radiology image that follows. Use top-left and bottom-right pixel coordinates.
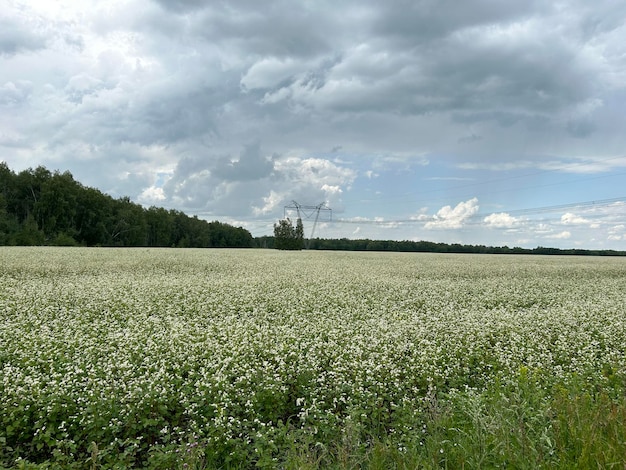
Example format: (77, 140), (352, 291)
(273, 218), (304, 250)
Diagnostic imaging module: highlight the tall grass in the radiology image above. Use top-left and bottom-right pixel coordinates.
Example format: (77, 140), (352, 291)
(280, 373), (626, 469)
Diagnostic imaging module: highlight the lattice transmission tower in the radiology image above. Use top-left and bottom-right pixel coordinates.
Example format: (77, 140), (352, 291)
(284, 201), (332, 249)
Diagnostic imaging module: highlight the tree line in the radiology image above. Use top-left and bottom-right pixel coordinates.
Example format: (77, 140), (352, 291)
(0, 163), (254, 247)
(256, 235), (626, 256)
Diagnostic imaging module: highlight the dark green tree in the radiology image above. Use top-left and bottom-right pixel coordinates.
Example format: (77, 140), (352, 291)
(0, 163), (255, 247)
(145, 206), (174, 246)
(108, 197), (147, 246)
(0, 193), (17, 245)
(35, 170), (79, 242)
(273, 218), (304, 250)
(75, 186), (110, 246)
(295, 217), (304, 245)
(13, 213), (44, 245)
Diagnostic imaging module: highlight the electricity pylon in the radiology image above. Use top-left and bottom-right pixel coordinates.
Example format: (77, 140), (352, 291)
(284, 201), (332, 248)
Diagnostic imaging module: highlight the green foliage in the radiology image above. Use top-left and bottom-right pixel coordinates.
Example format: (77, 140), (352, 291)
(273, 218), (304, 250)
(50, 232), (78, 246)
(277, 378), (626, 469)
(12, 214), (44, 246)
(0, 163), (254, 248)
(295, 217), (304, 242)
(0, 193), (12, 240)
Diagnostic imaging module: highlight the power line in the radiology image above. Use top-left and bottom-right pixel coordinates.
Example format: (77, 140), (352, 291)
(330, 196), (626, 225)
(495, 197), (625, 216)
(339, 155), (626, 208)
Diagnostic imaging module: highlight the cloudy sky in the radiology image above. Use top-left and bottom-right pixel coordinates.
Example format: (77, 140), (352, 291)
(2, 0), (626, 248)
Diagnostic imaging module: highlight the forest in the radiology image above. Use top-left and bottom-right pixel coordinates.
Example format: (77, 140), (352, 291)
(0, 163), (254, 248)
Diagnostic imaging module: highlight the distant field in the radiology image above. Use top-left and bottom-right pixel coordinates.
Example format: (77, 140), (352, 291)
(1, 248), (625, 469)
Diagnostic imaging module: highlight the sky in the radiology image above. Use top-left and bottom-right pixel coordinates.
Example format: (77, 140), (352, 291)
(2, 0), (626, 249)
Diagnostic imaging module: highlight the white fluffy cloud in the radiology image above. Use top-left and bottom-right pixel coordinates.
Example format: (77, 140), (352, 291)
(138, 186), (166, 205)
(425, 198), (479, 229)
(561, 212), (592, 225)
(607, 224), (625, 241)
(484, 212), (520, 228)
(547, 231), (572, 240)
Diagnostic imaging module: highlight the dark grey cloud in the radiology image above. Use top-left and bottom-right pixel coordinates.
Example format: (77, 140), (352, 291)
(149, 0), (337, 59)
(213, 143), (275, 182)
(1, 0), (626, 247)
(566, 118), (596, 138)
(219, 0), (608, 141)
(132, 86), (225, 144)
(162, 144), (278, 215)
(152, 0), (207, 13)
(370, 0), (543, 45)
(11, 0), (614, 157)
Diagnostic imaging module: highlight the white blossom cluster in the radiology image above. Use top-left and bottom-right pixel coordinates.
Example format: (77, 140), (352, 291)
(1, 248), (625, 464)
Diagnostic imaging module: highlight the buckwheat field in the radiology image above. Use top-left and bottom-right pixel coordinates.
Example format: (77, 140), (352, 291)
(1, 247), (625, 469)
